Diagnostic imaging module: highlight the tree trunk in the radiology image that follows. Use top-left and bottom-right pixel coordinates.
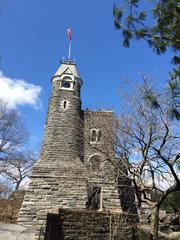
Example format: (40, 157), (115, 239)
(151, 204), (159, 240)
(15, 181), (20, 190)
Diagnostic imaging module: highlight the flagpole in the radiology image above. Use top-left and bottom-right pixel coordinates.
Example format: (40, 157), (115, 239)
(67, 28), (72, 60)
(68, 39), (72, 60)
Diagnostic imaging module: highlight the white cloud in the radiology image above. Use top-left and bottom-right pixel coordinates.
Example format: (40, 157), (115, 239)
(0, 71), (42, 109)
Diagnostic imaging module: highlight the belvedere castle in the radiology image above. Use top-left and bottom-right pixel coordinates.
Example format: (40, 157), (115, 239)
(18, 59), (137, 239)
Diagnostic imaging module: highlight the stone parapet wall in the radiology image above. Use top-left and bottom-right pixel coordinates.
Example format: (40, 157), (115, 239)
(35, 208), (138, 240)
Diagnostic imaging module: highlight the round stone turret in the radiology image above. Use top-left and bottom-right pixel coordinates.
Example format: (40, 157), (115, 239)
(41, 60), (83, 167)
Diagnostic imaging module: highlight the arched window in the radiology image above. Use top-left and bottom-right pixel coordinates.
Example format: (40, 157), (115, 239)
(90, 129), (102, 143)
(90, 155), (101, 171)
(61, 76), (72, 89)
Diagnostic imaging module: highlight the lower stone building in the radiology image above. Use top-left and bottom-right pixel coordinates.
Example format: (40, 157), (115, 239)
(0, 190), (25, 223)
(18, 59), (137, 239)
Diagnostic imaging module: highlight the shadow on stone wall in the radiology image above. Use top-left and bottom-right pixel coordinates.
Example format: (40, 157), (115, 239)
(44, 213), (64, 240)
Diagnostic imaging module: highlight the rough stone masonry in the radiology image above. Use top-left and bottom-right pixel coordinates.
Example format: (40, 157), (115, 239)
(18, 60), (137, 239)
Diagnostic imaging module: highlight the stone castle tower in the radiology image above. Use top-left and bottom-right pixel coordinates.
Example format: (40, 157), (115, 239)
(18, 60), (136, 238)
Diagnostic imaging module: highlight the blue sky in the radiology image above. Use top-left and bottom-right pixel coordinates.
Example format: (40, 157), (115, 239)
(0, 0), (173, 149)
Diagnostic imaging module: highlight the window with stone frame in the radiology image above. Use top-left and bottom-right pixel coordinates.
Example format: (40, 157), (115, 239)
(90, 128), (102, 143)
(60, 100), (70, 110)
(61, 76), (73, 89)
(62, 81), (71, 88)
(89, 155), (101, 172)
(86, 185), (101, 210)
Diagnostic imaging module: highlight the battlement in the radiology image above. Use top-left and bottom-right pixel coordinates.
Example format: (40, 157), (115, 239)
(83, 109), (113, 116)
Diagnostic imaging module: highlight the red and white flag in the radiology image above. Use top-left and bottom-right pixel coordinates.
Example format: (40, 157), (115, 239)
(67, 28), (72, 40)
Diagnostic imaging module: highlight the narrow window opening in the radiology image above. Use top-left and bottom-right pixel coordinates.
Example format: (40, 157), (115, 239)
(86, 185), (101, 210)
(97, 130), (102, 141)
(63, 101), (67, 109)
(91, 130), (97, 142)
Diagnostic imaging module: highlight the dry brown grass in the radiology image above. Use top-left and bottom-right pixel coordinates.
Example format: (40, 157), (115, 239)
(168, 232), (180, 240)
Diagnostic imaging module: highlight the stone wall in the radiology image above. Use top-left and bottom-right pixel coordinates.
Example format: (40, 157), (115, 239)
(18, 172), (87, 228)
(36, 208), (138, 240)
(0, 190), (25, 223)
(83, 110), (114, 166)
(82, 110), (122, 212)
